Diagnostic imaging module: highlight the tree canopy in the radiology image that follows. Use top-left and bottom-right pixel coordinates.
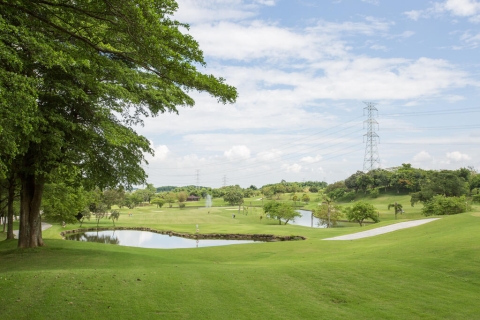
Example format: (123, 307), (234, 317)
(344, 201), (379, 226)
(263, 201), (300, 225)
(0, 0), (237, 248)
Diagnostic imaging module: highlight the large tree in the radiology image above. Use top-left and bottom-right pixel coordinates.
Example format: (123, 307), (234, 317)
(0, 0), (237, 248)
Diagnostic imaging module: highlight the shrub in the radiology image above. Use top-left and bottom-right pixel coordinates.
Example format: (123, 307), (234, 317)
(422, 195), (468, 216)
(342, 191), (356, 201)
(368, 188), (379, 199)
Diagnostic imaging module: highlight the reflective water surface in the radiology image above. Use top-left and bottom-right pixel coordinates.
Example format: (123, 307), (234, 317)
(65, 230), (258, 249)
(290, 210), (327, 228)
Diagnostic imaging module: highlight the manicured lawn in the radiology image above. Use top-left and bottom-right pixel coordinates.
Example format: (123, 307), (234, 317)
(1, 203), (479, 319)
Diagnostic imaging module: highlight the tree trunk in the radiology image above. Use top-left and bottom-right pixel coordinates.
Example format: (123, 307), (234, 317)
(18, 173), (45, 248)
(6, 173), (15, 240)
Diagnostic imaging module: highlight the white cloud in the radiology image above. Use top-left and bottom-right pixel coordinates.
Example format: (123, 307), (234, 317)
(370, 44), (388, 51)
(224, 145), (251, 160)
(413, 151), (433, 162)
(175, 0), (275, 23)
(190, 18), (392, 63)
(460, 31), (480, 47)
(404, 10), (423, 21)
(282, 163), (302, 173)
(446, 151), (472, 161)
(404, 0), (480, 22)
(441, 0), (480, 17)
(146, 144), (169, 162)
(257, 149), (283, 161)
(362, 0), (380, 5)
(301, 155), (323, 163)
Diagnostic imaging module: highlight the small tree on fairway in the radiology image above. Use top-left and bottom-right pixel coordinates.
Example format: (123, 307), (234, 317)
(151, 198), (165, 208)
(93, 203), (108, 228)
(224, 188), (244, 212)
(302, 193), (310, 204)
(345, 201), (379, 226)
(177, 191), (188, 203)
(314, 202), (343, 228)
(292, 194), (298, 207)
(109, 210), (120, 227)
(78, 211), (91, 228)
(165, 193), (177, 208)
(263, 201), (301, 225)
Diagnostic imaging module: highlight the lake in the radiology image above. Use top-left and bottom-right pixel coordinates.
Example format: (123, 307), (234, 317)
(65, 230), (260, 249)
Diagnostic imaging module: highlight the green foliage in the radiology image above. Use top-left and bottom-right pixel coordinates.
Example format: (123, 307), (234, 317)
(151, 198), (165, 208)
(313, 203), (343, 228)
(410, 170), (469, 206)
(422, 195), (469, 216)
(388, 202), (404, 219)
(108, 210), (120, 227)
(178, 203), (186, 209)
(345, 201), (379, 226)
(123, 192), (143, 209)
(156, 186), (176, 192)
(177, 191), (188, 203)
(368, 188), (380, 198)
(223, 187), (244, 206)
(262, 201), (301, 225)
(164, 192), (177, 208)
(1, 0), (237, 248)
(41, 170), (94, 224)
(301, 193), (310, 204)
(342, 191), (356, 201)
(102, 188), (125, 209)
(472, 194), (480, 204)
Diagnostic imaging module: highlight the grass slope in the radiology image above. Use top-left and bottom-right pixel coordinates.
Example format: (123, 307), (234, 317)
(1, 202), (479, 319)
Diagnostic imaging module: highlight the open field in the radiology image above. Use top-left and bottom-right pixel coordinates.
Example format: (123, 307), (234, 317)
(1, 199), (480, 319)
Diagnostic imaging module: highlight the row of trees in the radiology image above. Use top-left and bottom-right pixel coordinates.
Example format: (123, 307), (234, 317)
(262, 198), (379, 227)
(325, 164), (477, 202)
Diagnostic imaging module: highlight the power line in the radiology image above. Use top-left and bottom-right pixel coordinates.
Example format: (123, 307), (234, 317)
(379, 107), (480, 118)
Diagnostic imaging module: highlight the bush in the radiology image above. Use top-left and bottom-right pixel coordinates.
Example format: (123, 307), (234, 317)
(422, 195), (468, 216)
(472, 194), (480, 204)
(368, 188), (379, 199)
(342, 191), (356, 201)
(179, 202), (186, 209)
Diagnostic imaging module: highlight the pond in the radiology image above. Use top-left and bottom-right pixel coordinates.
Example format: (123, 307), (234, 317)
(65, 230), (259, 249)
(291, 210), (327, 228)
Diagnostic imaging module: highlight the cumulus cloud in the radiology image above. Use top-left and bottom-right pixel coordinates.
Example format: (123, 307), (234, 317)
(413, 151), (433, 162)
(224, 145), (251, 160)
(301, 155), (323, 163)
(282, 163), (302, 173)
(257, 149), (283, 161)
(441, 0), (480, 17)
(146, 144), (170, 162)
(446, 151), (472, 161)
(404, 0), (480, 22)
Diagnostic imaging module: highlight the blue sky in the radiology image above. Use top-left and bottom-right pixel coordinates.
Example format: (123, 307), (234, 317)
(137, 0), (480, 188)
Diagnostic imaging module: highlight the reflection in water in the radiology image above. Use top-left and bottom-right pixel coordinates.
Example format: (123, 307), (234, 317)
(65, 230), (257, 249)
(67, 232), (120, 245)
(291, 210), (327, 228)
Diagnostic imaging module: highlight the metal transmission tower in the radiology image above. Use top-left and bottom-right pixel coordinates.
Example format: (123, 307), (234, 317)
(363, 102), (380, 172)
(195, 169), (200, 188)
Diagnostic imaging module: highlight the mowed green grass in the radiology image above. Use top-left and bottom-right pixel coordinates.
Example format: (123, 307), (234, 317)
(1, 203), (480, 319)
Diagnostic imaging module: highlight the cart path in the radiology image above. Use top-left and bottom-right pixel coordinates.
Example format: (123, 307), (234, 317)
(13, 222), (52, 238)
(323, 218), (440, 240)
